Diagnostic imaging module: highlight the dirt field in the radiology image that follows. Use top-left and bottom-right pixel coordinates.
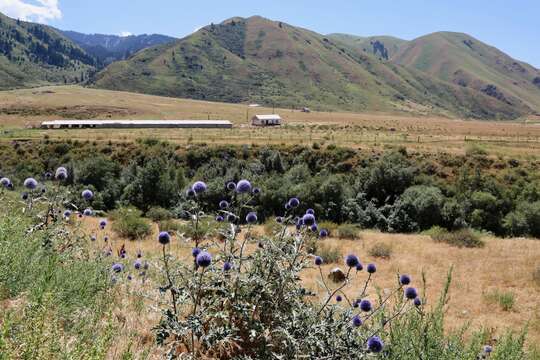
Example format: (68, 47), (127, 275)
(80, 216), (540, 357)
(2, 86), (540, 157)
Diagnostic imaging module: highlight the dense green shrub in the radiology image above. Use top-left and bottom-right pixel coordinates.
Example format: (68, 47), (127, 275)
(146, 206), (174, 222)
(390, 185), (444, 232)
(110, 207), (152, 239)
(336, 223), (361, 239)
(431, 228), (485, 248)
(369, 242), (393, 259)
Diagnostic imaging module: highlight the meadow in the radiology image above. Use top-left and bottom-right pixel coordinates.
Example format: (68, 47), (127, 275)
(1, 85), (540, 359)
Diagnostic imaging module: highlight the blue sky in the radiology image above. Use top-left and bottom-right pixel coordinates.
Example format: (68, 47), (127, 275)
(2, 0), (539, 67)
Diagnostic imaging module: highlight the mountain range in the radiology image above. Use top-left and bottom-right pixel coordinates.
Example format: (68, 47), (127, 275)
(1, 12), (539, 120)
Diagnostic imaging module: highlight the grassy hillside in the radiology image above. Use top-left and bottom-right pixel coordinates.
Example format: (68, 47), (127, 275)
(392, 32), (540, 114)
(0, 12), (97, 90)
(94, 16), (527, 120)
(327, 33), (407, 60)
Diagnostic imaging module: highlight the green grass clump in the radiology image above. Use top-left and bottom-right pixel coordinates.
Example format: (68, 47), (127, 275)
(484, 290), (516, 311)
(316, 244), (342, 264)
(431, 228), (485, 248)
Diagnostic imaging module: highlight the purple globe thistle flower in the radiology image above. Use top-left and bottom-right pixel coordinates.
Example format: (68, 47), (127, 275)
(90, 235), (96, 242)
(215, 215), (224, 222)
(21, 192), (29, 200)
(353, 299), (360, 308)
(136, 250), (142, 258)
(158, 231), (171, 245)
(310, 224), (318, 232)
(288, 197), (300, 208)
(284, 203), (291, 210)
(252, 187), (261, 195)
(99, 219), (107, 229)
(236, 179), (252, 193)
(192, 181), (207, 194)
(352, 314), (363, 327)
(319, 229), (328, 238)
(134, 259), (142, 270)
(367, 263), (377, 274)
(1, 177), (11, 187)
(223, 261), (232, 271)
(356, 262), (364, 271)
(83, 208), (93, 216)
(413, 297), (422, 307)
(24, 178), (38, 190)
(219, 200), (229, 209)
(55, 167), (68, 180)
(246, 212), (258, 224)
(111, 263), (123, 273)
(367, 336), (384, 353)
(345, 254), (360, 268)
(302, 213), (316, 226)
(405, 287), (418, 300)
(104, 235), (109, 242)
(276, 217), (284, 223)
(63, 210), (72, 218)
(400, 274), (411, 286)
(306, 208), (315, 215)
(186, 188), (196, 197)
(226, 181), (236, 191)
(227, 214), (237, 223)
(192, 247), (201, 258)
(483, 345), (493, 354)
(6, 182), (13, 190)
(82, 189), (94, 201)
(40, 187), (46, 194)
(314, 256), (323, 266)
(44, 172), (52, 179)
(196, 251), (212, 268)
(336, 295), (342, 302)
(127, 275), (133, 281)
(360, 299), (372, 312)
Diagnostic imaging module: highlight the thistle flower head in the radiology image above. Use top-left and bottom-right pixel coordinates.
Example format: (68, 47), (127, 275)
(215, 215), (224, 222)
(252, 187), (261, 195)
(483, 345), (493, 354)
(276, 216), (284, 223)
(356, 262), (364, 271)
(158, 231), (171, 245)
(196, 251), (212, 267)
(63, 210), (72, 218)
(314, 256), (323, 266)
(302, 213), (316, 226)
(399, 274), (411, 286)
(223, 261), (232, 271)
(186, 188), (196, 197)
(360, 299), (372, 312)
(82, 189), (94, 201)
(99, 219), (107, 228)
(345, 254), (360, 268)
(288, 197), (300, 208)
(336, 295), (342, 302)
(111, 263), (123, 273)
(367, 336), (384, 353)
(134, 259), (142, 270)
(90, 235), (96, 241)
(0, 177), (10, 187)
(319, 229), (328, 238)
(413, 297), (422, 307)
(192, 247), (201, 257)
(367, 263), (377, 274)
(405, 287), (418, 300)
(246, 212), (258, 224)
(219, 200), (229, 209)
(55, 167), (68, 180)
(83, 208), (93, 216)
(21, 192), (28, 200)
(24, 178), (38, 190)
(352, 314), (363, 327)
(236, 179), (252, 193)
(306, 208), (315, 215)
(226, 181), (236, 191)
(192, 181), (207, 194)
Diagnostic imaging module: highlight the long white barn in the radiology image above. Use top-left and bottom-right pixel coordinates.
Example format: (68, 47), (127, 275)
(41, 120), (233, 129)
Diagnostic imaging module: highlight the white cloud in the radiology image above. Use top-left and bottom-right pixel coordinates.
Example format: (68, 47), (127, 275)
(0, 0), (62, 23)
(119, 31), (133, 37)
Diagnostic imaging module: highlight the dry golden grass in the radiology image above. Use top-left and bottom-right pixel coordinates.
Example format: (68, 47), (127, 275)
(79, 216), (540, 358)
(2, 85), (540, 157)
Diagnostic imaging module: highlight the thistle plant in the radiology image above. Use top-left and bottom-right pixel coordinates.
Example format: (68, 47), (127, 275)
(154, 180), (429, 359)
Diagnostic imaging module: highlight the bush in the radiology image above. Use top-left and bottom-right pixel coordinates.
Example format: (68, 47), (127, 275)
(431, 228), (485, 248)
(317, 221), (338, 236)
(390, 185), (444, 232)
(369, 242), (393, 259)
(158, 219), (183, 232)
(111, 207), (152, 240)
(316, 244), (342, 263)
(484, 290), (515, 311)
(503, 201), (540, 238)
(336, 223), (360, 239)
(147, 206), (174, 222)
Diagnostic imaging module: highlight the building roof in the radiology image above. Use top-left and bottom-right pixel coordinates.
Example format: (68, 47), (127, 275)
(252, 114), (282, 120)
(41, 120), (232, 126)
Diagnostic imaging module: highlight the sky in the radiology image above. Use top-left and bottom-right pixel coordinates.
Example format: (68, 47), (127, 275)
(1, 0), (539, 68)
